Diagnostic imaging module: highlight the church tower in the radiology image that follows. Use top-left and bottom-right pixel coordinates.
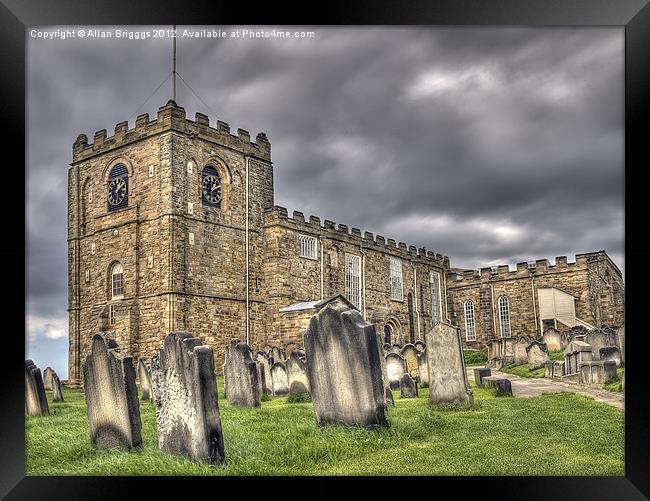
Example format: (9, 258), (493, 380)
(67, 100), (273, 383)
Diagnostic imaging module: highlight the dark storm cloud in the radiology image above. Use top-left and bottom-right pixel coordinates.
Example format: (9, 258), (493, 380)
(26, 26), (624, 376)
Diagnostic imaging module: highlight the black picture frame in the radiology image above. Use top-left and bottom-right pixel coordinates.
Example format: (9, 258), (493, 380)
(5, 0), (649, 498)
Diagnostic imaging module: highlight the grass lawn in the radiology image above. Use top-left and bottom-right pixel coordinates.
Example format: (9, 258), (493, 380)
(26, 377), (623, 476)
(603, 368), (625, 393)
(500, 363), (546, 378)
(463, 349), (487, 365)
(549, 350), (565, 361)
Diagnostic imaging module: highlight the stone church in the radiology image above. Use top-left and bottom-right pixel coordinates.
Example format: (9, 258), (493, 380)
(67, 100), (624, 383)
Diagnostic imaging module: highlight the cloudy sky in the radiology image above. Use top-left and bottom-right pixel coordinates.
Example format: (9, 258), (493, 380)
(26, 26), (624, 378)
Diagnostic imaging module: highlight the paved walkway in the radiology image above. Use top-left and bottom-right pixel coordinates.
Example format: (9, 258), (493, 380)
(466, 367), (625, 411)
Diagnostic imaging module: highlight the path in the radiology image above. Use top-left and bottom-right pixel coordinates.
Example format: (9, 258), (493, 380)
(466, 367), (625, 411)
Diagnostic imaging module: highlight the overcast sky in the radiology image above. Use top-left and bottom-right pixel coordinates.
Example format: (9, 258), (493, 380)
(26, 26), (624, 378)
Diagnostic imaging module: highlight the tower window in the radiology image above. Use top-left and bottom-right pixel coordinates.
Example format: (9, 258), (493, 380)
(107, 164), (128, 211)
(498, 295), (511, 338)
(464, 299), (476, 341)
(111, 262), (124, 299)
(345, 254), (361, 309)
(389, 257), (403, 301)
(109, 304), (117, 326)
(299, 234), (317, 259)
(201, 166), (222, 207)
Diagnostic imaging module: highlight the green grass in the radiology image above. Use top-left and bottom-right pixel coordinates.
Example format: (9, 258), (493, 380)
(549, 350), (565, 361)
(603, 368), (625, 393)
(26, 377), (623, 476)
(463, 349), (488, 365)
(500, 363), (546, 379)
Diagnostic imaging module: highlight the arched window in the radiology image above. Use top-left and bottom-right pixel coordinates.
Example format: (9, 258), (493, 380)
(201, 165), (222, 208)
(498, 295), (511, 338)
(384, 324), (392, 345)
(107, 164), (128, 211)
(110, 262), (124, 299)
(464, 299), (476, 341)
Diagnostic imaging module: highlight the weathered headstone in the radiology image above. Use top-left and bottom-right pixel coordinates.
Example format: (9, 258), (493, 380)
(256, 352), (273, 395)
(377, 336), (395, 407)
(255, 360), (267, 397)
(542, 328), (562, 352)
(425, 322), (473, 407)
(401, 343), (419, 378)
(43, 367), (55, 391)
(599, 346), (622, 367)
(271, 362), (289, 396)
(526, 341), (550, 370)
(271, 346), (284, 364)
(400, 373), (418, 398)
(137, 357), (153, 401)
(417, 350), (429, 387)
(304, 301), (389, 427)
(513, 336), (534, 365)
(83, 335), (141, 450)
(151, 332), (225, 464)
(473, 367), (491, 386)
(586, 328), (613, 360)
(286, 352), (310, 397)
(25, 360), (49, 416)
(385, 353), (407, 390)
(223, 340), (261, 407)
(52, 373), (64, 402)
(285, 341), (298, 359)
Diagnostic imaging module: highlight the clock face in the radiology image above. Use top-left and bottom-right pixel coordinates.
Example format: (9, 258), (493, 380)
(202, 174), (222, 204)
(108, 177), (127, 206)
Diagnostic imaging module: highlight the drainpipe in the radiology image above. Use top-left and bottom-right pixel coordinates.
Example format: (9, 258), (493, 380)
(411, 262), (421, 341)
(319, 237), (324, 300)
(245, 155), (250, 345)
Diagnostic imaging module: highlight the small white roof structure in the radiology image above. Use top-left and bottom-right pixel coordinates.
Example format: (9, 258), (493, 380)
(278, 300), (320, 313)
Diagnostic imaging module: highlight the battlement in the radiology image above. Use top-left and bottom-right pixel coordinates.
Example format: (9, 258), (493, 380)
(264, 206), (449, 268)
(72, 100), (271, 163)
(446, 253), (595, 287)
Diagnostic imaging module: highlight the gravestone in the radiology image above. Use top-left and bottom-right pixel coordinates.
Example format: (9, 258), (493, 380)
(304, 301), (389, 428)
(223, 340), (261, 407)
(542, 328), (562, 352)
(286, 352), (310, 397)
(137, 357), (153, 401)
(616, 323), (625, 363)
(285, 341), (298, 359)
(83, 335), (141, 450)
(585, 329), (613, 360)
(400, 373), (418, 398)
(271, 362), (289, 396)
(52, 373), (64, 402)
(401, 343), (419, 378)
(377, 336), (395, 407)
(483, 376), (512, 396)
(256, 352), (274, 395)
(417, 350), (429, 387)
(425, 322), (473, 407)
(473, 367), (491, 386)
(43, 367), (55, 391)
(151, 332), (225, 464)
(25, 360), (49, 417)
(271, 346), (284, 364)
(599, 346), (622, 367)
(385, 353), (407, 390)
(513, 336), (534, 365)
(526, 341), (550, 370)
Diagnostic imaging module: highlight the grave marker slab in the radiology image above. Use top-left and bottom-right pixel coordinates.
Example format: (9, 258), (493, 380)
(286, 352), (310, 397)
(473, 367), (491, 386)
(25, 360), (49, 417)
(526, 341), (550, 370)
(271, 362), (289, 396)
(223, 340), (261, 407)
(43, 367), (55, 391)
(256, 352), (273, 395)
(53, 373), (64, 402)
(400, 373), (418, 398)
(137, 357), (153, 401)
(417, 350), (429, 387)
(385, 353), (407, 390)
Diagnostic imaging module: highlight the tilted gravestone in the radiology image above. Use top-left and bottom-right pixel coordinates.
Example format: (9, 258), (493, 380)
(400, 373), (418, 398)
(83, 335), (141, 450)
(425, 322), (473, 407)
(52, 373), (64, 402)
(513, 336), (534, 365)
(223, 340), (261, 407)
(304, 301), (389, 428)
(43, 367), (55, 391)
(137, 357), (153, 402)
(416, 350), (429, 387)
(385, 353), (407, 390)
(256, 352), (273, 395)
(542, 328), (562, 352)
(151, 332), (225, 464)
(401, 344), (419, 379)
(25, 360), (49, 417)
(526, 341), (550, 370)
(286, 352), (310, 397)
(271, 362), (289, 396)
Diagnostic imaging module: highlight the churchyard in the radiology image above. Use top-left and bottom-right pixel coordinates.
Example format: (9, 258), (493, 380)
(26, 301), (625, 475)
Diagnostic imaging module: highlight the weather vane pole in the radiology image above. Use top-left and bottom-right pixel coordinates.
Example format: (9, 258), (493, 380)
(172, 25), (177, 102)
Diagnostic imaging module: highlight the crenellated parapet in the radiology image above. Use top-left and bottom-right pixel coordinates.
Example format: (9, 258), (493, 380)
(263, 205), (449, 268)
(72, 100), (271, 163)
